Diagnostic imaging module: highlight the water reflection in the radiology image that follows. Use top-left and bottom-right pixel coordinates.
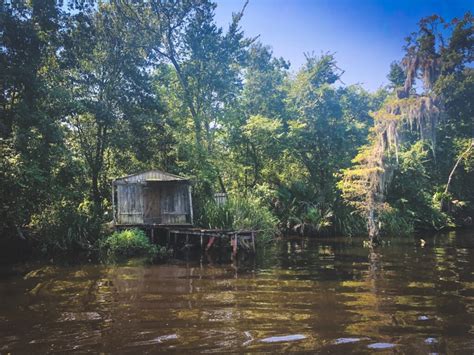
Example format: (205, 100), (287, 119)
(1, 231), (474, 352)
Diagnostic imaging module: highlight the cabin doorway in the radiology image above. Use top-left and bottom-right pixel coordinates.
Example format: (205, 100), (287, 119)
(143, 182), (161, 224)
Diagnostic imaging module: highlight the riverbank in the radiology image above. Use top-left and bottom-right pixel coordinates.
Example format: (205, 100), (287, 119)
(2, 223), (474, 266)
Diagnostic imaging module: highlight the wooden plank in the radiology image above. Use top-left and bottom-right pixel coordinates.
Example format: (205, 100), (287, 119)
(117, 183), (144, 224)
(140, 183), (145, 224)
(188, 185), (194, 225)
(112, 183), (116, 225)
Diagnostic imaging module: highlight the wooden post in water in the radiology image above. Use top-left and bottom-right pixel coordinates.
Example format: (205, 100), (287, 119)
(232, 233), (238, 255)
(206, 236), (216, 251)
(217, 234), (222, 263)
(185, 233), (189, 262)
(251, 231), (256, 252)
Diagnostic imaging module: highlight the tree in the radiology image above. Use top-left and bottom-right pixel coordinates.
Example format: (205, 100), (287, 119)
(114, 0), (250, 152)
(222, 43), (290, 191)
(341, 13), (474, 242)
(287, 54), (347, 206)
(61, 2), (162, 214)
(0, 0), (68, 239)
(387, 61), (406, 88)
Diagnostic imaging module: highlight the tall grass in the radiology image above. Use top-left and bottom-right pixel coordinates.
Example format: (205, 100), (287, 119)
(199, 195), (278, 243)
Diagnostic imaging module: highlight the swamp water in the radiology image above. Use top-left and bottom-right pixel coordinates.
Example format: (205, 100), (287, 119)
(1, 231), (474, 353)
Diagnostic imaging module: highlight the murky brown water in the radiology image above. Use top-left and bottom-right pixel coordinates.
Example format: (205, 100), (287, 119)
(2, 231), (474, 353)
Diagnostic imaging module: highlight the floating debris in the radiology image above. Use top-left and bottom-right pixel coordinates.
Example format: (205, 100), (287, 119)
(242, 331), (254, 346)
(59, 312), (101, 322)
(418, 315), (430, 321)
(425, 337), (438, 344)
(334, 337), (364, 344)
(367, 342), (397, 349)
(24, 266), (56, 279)
(259, 334), (306, 343)
(129, 334), (178, 346)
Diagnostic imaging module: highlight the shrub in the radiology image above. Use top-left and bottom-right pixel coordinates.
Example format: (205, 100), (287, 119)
(287, 201), (335, 236)
(201, 200), (234, 230)
(334, 204), (367, 237)
(379, 207), (414, 236)
(99, 229), (158, 259)
(199, 194), (278, 243)
(32, 199), (102, 255)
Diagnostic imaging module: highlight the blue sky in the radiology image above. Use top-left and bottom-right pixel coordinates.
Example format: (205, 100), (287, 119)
(214, 0), (472, 91)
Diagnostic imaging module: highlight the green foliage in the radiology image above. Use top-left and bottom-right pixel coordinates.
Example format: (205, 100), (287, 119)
(33, 200), (102, 255)
(334, 205), (367, 237)
(387, 61), (406, 88)
(341, 14), (474, 240)
(99, 229), (159, 260)
(200, 200), (234, 230)
(387, 136), (455, 231)
(242, 44), (289, 119)
(285, 54), (378, 215)
(1, 0), (473, 261)
(288, 203), (334, 235)
(379, 208), (415, 237)
(199, 195), (278, 242)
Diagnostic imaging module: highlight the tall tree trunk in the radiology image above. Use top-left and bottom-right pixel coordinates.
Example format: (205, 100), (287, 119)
(90, 123), (107, 216)
(368, 207), (380, 245)
(91, 170), (101, 214)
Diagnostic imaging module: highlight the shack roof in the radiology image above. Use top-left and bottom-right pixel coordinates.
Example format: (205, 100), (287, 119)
(113, 169), (190, 184)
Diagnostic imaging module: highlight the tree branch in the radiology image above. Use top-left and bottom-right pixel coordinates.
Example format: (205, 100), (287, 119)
(444, 138), (474, 194)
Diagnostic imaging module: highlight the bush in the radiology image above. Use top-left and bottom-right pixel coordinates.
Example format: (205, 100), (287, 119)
(99, 229), (158, 259)
(334, 204), (367, 237)
(379, 207), (414, 236)
(32, 199), (102, 255)
(287, 202), (334, 236)
(199, 194), (278, 243)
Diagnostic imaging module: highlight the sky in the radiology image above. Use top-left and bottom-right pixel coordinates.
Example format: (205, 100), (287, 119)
(214, 0), (473, 91)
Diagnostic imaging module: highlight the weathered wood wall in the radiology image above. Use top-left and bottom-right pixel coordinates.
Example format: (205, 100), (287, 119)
(115, 182), (192, 225)
(116, 183), (144, 224)
(114, 170), (192, 226)
(158, 183), (191, 224)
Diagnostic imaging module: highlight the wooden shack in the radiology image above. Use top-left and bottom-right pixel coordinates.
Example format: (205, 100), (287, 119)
(112, 170), (193, 226)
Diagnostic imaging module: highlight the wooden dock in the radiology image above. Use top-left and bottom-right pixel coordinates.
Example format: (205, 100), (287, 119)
(115, 224), (257, 254)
